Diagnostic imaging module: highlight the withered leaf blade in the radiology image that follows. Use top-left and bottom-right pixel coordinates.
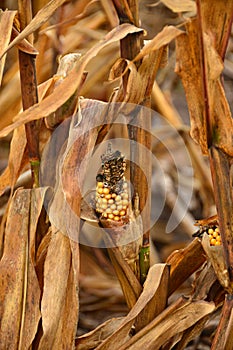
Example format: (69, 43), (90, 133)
(0, 10), (17, 86)
(38, 228), (78, 349)
(0, 189), (41, 349)
(175, 19), (208, 154)
(96, 264), (169, 350)
(119, 299), (215, 349)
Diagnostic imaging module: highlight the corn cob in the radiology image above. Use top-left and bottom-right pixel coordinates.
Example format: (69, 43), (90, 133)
(95, 143), (129, 223)
(193, 215), (221, 246)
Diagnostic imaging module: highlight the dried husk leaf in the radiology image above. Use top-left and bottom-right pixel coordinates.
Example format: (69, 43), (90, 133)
(0, 188), (46, 349)
(202, 233), (231, 293)
(96, 264), (169, 350)
(76, 317), (125, 349)
(38, 228), (78, 349)
(119, 298), (215, 349)
(0, 23), (144, 138)
(107, 247), (142, 309)
(0, 10), (17, 85)
(191, 262), (218, 301)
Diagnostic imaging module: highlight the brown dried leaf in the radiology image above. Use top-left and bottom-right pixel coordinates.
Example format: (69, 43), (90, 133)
(119, 299), (215, 349)
(200, 0), (233, 58)
(0, 23), (144, 137)
(38, 228), (78, 349)
(96, 264), (169, 350)
(133, 25), (183, 62)
(167, 238), (206, 296)
(135, 264), (169, 332)
(0, 188), (43, 349)
(0, 10), (17, 85)
(175, 19), (207, 154)
(203, 33), (233, 156)
(176, 14), (233, 156)
(0, 126), (28, 196)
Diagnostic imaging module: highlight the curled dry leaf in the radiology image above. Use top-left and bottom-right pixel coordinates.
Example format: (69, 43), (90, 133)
(202, 233), (231, 293)
(0, 0), (69, 58)
(133, 25), (183, 63)
(11, 27), (39, 55)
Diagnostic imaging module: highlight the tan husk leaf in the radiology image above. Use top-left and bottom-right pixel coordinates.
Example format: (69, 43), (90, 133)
(96, 264), (169, 349)
(0, 187), (48, 349)
(0, 23), (144, 138)
(202, 233), (231, 293)
(159, 0), (196, 13)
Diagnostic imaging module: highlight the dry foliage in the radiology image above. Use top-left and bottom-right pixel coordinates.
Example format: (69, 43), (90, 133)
(0, 0), (233, 349)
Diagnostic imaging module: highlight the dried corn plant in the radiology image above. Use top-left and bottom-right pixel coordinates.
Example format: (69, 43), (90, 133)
(0, 0), (233, 349)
